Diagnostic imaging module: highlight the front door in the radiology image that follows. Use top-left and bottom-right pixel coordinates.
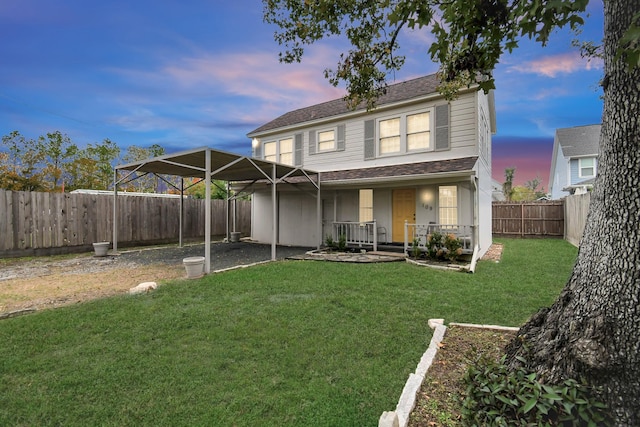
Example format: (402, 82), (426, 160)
(392, 189), (416, 243)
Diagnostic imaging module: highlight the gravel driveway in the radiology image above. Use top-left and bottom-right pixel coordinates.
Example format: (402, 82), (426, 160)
(119, 241), (314, 270)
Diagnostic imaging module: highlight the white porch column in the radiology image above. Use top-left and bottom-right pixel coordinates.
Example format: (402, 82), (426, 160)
(316, 172), (321, 249)
(179, 177), (184, 247)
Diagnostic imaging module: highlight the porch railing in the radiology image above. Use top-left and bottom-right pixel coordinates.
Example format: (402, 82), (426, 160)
(330, 220), (379, 251)
(404, 222), (475, 254)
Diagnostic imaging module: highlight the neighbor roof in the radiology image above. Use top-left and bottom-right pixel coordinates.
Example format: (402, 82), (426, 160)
(556, 124), (601, 157)
(248, 74), (442, 136)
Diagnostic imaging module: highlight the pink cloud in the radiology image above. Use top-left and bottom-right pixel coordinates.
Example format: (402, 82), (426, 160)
(510, 52), (603, 77)
(161, 46), (345, 107)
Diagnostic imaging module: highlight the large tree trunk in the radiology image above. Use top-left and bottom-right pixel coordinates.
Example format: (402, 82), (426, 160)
(504, 0), (640, 424)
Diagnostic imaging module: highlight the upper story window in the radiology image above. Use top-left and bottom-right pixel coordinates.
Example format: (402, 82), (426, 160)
(407, 112), (430, 150)
(309, 125), (345, 155)
(263, 141), (276, 162)
(279, 138), (293, 165)
(379, 118), (401, 154)
(579, 158), (595, 178)
(377, 109), (433, 156)
(317, 130), (335, 151)
(263, 137), (294, 166)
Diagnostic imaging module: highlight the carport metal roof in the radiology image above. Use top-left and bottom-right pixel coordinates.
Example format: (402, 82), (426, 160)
(112, 147), (320, 274)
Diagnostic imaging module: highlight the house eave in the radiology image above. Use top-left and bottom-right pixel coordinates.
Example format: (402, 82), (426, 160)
(321, 170), (475, 188)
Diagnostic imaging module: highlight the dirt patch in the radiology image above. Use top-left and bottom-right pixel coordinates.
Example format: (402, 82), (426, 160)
(0, 242), (311, 316)
(481, 242), (504, 262)
(0, 254), (184, 314)
(408, 325), (516, 426)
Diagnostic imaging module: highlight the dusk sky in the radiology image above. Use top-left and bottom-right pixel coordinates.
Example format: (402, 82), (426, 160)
(1, 1), (604, 187)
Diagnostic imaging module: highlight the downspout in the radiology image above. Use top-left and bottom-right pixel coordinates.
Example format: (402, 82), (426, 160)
(468, 175), (480, 273)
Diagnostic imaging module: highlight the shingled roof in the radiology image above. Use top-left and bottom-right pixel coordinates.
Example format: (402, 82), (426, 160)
(556, 124), (600, 157)
(248, 74), (441, 136)
(320, 157), (478, 183)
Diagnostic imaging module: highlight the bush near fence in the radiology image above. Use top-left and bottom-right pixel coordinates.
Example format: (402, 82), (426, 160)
(0, 189), (250, 257)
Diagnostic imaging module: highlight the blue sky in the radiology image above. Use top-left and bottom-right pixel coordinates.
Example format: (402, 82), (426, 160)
(1, 0), (604, 186)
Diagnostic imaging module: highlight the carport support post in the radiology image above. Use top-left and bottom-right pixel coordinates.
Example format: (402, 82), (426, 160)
(205, 149), (211, 274)
(271, 163), (277, 261)
(317, 173), (321, 250)
(179, 177), (183, 247)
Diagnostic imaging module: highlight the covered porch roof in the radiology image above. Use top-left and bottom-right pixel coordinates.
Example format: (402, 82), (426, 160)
(113, 147), (320, 274)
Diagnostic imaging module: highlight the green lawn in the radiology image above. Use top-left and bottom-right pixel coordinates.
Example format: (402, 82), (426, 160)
(0, 238), (577, 426)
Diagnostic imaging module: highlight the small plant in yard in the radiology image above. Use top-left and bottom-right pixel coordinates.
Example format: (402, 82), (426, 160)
(411, 238), (422, 259)
(444, 233), (463, 262)
(462, 355), (612, 426)
(325, 234), (335, 249)
(425, 232), (464, 262)
(337, 233), (347, 251)
(426, 232), (444, 259)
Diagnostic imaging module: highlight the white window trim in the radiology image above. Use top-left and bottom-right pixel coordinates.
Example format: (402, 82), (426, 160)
(359, 189), (373, 223)
(578, 157), (596, 178)
(315, 127), (338, 152)
(376, 108), (433, 157)
(263, 137), (294, 166)
(438, 185), (458, 226)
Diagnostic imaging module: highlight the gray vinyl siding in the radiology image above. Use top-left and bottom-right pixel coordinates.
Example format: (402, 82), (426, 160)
(297, 92), (478, 172)
(250, 92), (480, 173)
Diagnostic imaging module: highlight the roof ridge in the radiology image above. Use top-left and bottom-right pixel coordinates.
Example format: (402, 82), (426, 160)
(248, 73), (441, 136)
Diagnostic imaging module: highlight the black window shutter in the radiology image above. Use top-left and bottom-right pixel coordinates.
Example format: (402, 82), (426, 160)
(364, 120), (375, 160)
(294, 133), (303, 166)
(308, 131), (316, 155)
(337, 124), (346, 151)
(435, 104), (450, 151)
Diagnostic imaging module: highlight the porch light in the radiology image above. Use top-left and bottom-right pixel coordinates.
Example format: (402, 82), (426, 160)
(420, 188), (435, 209)
(252, 138), (260, 148)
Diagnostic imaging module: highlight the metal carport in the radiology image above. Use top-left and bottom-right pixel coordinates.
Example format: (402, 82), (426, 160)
(113, 147), (321, 274)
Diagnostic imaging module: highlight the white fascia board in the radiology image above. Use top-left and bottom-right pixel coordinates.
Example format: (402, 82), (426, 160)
(321, 170), (476, 188)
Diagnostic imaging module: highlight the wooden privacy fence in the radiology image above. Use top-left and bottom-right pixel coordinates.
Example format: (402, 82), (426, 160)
(492, 201), (564, 237)
(564, 193), (591, 246)
(0, 189), (250, 256)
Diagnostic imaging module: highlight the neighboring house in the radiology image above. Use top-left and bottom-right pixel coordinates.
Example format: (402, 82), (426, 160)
(246, 74), (496, 258)
(491, 178), (506, 201)
(548, 124), (600, 199)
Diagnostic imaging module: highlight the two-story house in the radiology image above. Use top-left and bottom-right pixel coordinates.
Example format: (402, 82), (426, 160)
(246, 74), (496, 258)
(548, 124), (600, 199)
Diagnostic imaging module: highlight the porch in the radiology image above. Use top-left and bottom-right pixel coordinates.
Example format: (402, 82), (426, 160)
(328, 220), (386, 251)
(403, 222), (475, 255)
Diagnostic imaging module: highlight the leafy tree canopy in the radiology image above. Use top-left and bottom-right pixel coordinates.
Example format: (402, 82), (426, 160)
(265, 0), (590, 108)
